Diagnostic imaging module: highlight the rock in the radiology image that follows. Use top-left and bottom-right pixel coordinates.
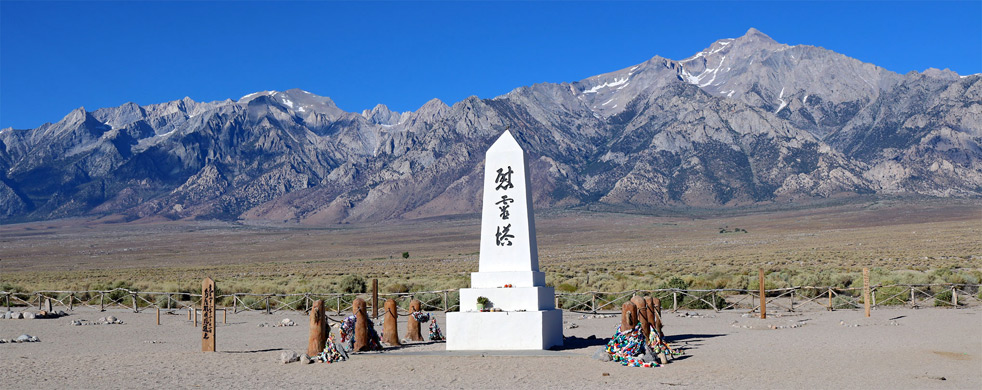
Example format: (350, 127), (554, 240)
(16, 334), (38, 342)
(106, 316), (118, 323)
(280, 350), (300, 364)
(11, 312), (22, 319)
(301, 354), (312, 364)
(566, 323), (579, 329)
(58, 311), (66, 316)
(642, 344), (656, 363)
(22, 312), (36, 320)
(279, 318), (294, 326)
(2, 311), (10, 319)
(591, 346), (611, 362)
(0, 339), (6, 343)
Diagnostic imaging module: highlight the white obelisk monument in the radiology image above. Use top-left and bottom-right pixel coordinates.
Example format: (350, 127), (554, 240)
(446, 130), (564, 350)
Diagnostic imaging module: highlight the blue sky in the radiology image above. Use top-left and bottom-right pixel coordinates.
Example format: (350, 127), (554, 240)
(1, 1), (980, 129)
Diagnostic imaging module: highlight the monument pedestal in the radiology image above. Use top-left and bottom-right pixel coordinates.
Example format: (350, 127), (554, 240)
(447, 309), (563, 350)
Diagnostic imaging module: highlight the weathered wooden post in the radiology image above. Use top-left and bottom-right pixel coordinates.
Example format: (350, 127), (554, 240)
(591, 293), (597, 314)
(630, 296), (650, 339)
(336, 295), (342, 315)
(232, 294), (237, 314)
(863, 268), (871, 317)
(406, 299), (424, 342)
(645, 296), (663, 338)
(167, 293), (172, 310)
(193, 307), (198, 326)
(952, 286), (958, 307)
(759, 269), (766, 319)
(443, 291), (449, 312)
(672, 291), (678, 312)
(827, 288), (833, 311)
(789, 289), (795, 312)
(910, 286), (916, 307)
(223, 308), (227, 324)
(307, 300), (327, 356)
(100, 292), (105, 312)
(156, 307), (160, 325)
(382, 299), (401, 346)
(265, 296), (271, 315)
(353, 298), (370, 352)
(37, 293), (42, 310)
(621, 301), (638, 331)
(201, 277), (216, 352)
(5, 293), (10, 312)
(69, 293), (74, 311)
(372, 279), (379, 319)
(132, 292), (139, 313)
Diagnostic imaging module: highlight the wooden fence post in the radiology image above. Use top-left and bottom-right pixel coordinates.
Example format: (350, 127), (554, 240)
(759, 269), (766, 319)
(443, 291), (449, 312)
(872, 289), (877, 307)
(69, 293), (74, 311)
(5, 293), (9, 312)
(789, 289), (795, 312)
(265, 296), (270, 315)
(167, 293), (172, 310)
(223, 308), (227, 324)
(132, 292), (139, 313)
(37, 293), (42, 310)
(827, 289), (833, 311)
(863, 268), (871, 317)
(951, 286), (957, 307)
(372, 279), (379, 319)
(591, 293), (597, 314)
(336, 295), (342, 315)
(910, 287), (916, 307)
(100, 292), (105, 312)
(672, 292), (678, 312)
(156, 307), (160, 325)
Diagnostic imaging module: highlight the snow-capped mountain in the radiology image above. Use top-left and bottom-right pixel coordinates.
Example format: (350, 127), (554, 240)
(1, 28), (979, 223)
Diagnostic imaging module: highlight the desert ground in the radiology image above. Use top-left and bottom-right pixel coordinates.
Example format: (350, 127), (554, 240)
(1, 198), (980, 294)
(0, 306), (979, 389)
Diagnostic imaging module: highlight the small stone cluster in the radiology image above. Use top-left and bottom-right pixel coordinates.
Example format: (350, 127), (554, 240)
(2, 310), (67, 320)
(0, 334), (40, 343)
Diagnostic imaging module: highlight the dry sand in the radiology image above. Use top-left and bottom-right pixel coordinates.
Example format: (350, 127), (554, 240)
(1, 306), (979, 389)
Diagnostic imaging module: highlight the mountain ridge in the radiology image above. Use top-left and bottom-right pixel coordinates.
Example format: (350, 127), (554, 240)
(2, 28), (979, 224)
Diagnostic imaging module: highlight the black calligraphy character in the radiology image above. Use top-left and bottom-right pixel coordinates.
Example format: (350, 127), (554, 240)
(495, 166), (514, 190)
(495, 224), (514, 246)
(496, 195), (515, 220)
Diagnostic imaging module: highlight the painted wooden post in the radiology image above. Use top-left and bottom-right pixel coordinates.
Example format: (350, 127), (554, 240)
(872, 289), (877, 307)
(951, 286), (957, 307)
(372, 279), (379, 319)
(201, 277), (216, 352)
(863, 268), (871, 317)
(759, 269), (766, 319)
(307, 300), (327, 356)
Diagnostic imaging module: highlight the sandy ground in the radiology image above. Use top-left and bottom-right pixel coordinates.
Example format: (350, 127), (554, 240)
(1, 306), (979, 389)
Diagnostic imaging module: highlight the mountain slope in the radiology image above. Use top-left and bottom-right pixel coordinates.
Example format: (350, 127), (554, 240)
(1, 28), (979, 223)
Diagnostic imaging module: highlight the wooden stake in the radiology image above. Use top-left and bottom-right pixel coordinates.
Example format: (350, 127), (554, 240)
(951, 286), (957, 307)
(828, 289), (833, 311)
(223, 308), (227, 324)
(100, 292), (105, 312)
(201, 277), (216, 352)
(156, 307), (160, 325)
(759, 269), (766, 319)
(863, 268), (871, 317)
(193, 307), (198, 326)
(443, 291), (449, 312)
(672, 292), (678, 312)
(372, 279), (379, 319)
(307, 300), (327, 356)
(69, 293), (74, 311)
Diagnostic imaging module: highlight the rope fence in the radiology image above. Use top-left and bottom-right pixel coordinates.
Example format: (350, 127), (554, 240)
(3, 284), (979, 316)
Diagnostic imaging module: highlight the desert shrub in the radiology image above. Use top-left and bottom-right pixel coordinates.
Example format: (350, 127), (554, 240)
(832, 295), (857, 310)
(556, 283), (578, 293)
(386, 283), (411, 294)
(685, 292), (727, 310)
(338, 275), (367, 294)
(873, 285), (907, 305)
(402, 252), (410, 259)
(933, 289), (954, 307)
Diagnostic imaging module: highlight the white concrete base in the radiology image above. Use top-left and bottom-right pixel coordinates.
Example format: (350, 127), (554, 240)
(470, 271), (545, 288)
(446, 309), (563, 350)
(459, 287), (555, 312)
